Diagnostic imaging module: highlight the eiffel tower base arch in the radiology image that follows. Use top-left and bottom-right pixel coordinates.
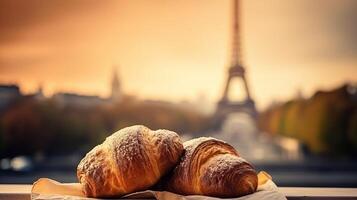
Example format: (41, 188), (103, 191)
(212, 98), (258, 130)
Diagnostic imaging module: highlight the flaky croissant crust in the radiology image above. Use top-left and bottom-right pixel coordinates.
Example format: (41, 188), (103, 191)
(165, 137), (258, 197)
(77, 125), (183, 198)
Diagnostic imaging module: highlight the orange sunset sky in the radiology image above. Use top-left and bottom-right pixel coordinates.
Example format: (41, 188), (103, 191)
(0, 0), (357, 109)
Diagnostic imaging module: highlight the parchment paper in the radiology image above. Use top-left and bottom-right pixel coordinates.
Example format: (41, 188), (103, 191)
(31, 171), (287, 200)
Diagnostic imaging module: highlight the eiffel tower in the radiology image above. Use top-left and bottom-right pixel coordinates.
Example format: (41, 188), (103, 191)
(213, 0), (257, 128)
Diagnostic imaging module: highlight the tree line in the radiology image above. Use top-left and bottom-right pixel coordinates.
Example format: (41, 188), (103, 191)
(258, 84), (357, 156)
(0, 98), (209, 158)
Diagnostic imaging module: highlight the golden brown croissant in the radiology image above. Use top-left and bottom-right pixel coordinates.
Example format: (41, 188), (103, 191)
(164, 137), (258, 198)
(77, 125), (183, 198)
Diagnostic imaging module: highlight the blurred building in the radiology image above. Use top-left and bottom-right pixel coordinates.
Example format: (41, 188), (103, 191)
(110, 68), (122, 102)
(53, 92), (106, 108)
(52, 68), (123, 107)
(30, 84), (45, 101)
(0, 84), (21, 110)
(0, 68), (126, 109)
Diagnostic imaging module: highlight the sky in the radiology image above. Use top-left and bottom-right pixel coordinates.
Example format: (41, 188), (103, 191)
(0, 0), (356, 110)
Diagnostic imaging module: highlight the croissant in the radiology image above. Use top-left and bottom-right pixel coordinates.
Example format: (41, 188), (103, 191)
(164, 137), (258, 198)
(77, 125), (183, 198)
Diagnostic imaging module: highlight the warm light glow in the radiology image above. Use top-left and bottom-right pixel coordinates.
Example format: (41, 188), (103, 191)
(0, 0), (356, 109)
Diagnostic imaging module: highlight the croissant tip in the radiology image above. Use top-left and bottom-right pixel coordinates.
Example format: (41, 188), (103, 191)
(247, 180), (257, 193)
(240, 174), (258, 195)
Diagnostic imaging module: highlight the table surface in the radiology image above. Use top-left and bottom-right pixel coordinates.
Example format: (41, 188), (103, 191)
(1, 185), (357, 200)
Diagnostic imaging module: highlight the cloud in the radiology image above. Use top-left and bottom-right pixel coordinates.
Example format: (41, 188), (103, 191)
(0, 0), (112, 44)
(297, 0), (357, 62)
(242, 0), (357, 69)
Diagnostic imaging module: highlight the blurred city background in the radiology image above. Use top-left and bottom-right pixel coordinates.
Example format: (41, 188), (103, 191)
(0, 0), (357, 187)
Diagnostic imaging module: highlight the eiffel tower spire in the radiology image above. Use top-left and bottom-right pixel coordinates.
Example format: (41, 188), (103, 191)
(221, 0), (252, 102)
(231, 0), (242, 66)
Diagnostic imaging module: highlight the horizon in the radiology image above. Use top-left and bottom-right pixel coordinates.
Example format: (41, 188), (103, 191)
(1, 78), (354, 110)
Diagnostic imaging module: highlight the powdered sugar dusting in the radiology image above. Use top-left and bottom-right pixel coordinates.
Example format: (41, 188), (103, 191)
(106, 125), (147, 162)
(204, 154), (247, 177)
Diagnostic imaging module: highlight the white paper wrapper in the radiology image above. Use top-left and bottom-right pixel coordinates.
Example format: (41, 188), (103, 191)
(31, 171), (286, 200)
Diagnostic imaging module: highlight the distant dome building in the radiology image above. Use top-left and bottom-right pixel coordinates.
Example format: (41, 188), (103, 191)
(111, 67), (122, 102)
(34, 83), (45, 100)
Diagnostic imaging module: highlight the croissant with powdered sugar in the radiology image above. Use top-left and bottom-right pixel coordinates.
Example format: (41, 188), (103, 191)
(163, 137), (258, 198)
(77, 125), (183, 198)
